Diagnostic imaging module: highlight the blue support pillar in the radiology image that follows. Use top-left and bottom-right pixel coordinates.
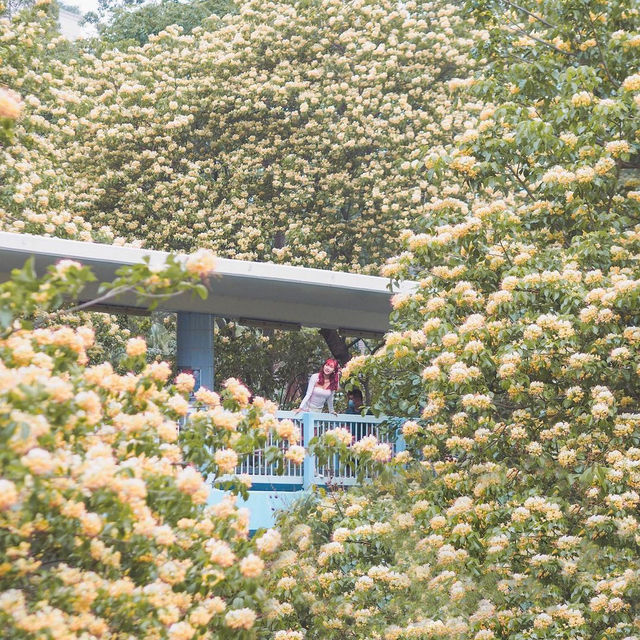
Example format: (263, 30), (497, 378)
(395, 420), (407, 453)
(177, 312), (215, 391)
(302, 412), (315, 490)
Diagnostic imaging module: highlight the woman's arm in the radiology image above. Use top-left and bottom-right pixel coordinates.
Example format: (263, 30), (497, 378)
(297, 373), (318, 411)
(327, 391), (335, 414)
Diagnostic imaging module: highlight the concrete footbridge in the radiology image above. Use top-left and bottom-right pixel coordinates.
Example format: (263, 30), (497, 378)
(0, 231), (414, 390)
(0, 231), (412, 529)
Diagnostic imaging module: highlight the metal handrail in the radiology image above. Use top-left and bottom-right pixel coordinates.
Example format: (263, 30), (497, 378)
(184, 408), (396, 489)
(248, 410), (393, 488)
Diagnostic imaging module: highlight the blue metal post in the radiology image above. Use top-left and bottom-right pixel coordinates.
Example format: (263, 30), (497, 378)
(176, 312), (215, 391)
(302, 412), (315, 490)
(395, 424), (407, 453)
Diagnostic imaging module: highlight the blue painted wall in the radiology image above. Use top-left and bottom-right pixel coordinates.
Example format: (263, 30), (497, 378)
(208, 488), (304, 531)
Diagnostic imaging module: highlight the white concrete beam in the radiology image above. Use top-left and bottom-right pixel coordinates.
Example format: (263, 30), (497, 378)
(0, 232), (414, 333)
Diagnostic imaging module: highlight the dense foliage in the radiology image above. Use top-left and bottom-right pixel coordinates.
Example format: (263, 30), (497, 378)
(6, 0), (640, 637)
(88, 0), (235, 46)
(214, 323), (332, 408)
(2, 0), (475, 389)
(0, 0), (94, 241)
(2, 0), (475, 273)
(0, 250), (308, 639)
(270, 0), (640, 638)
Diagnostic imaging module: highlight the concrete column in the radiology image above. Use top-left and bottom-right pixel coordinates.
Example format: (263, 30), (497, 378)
(177, 312), (215, 391)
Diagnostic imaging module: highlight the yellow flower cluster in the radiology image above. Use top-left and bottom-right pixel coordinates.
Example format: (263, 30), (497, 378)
(268, 1), (640, 638)
(0, 256), (307, 638)
(1, 0), (476, 276)
(0, 86), (22, 119)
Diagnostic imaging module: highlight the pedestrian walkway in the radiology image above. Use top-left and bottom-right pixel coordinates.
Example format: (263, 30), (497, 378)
(209, 410), (403, 531)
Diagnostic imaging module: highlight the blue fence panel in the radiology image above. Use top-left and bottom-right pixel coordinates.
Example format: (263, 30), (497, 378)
(182, 407), (400, 488)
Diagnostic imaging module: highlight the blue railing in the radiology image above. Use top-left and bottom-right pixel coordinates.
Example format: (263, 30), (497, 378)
(197, 410), (401, 531)
(235, 411), (395, 489)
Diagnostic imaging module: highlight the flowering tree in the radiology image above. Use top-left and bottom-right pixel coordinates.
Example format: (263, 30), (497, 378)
(269, 1), (640, 638)
(58, 0), (474, 272)
(0, 249), (306, 639)
(86, 0), (235, 46)
(0, 1), (98, 241)
(1, 0), (478, 376)
(0, 0), (474, 380)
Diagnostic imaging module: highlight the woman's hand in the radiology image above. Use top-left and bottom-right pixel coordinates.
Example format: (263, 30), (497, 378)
(294, 408), (303, 415)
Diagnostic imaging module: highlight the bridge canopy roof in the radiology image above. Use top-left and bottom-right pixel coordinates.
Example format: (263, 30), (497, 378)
(0, 232), (413, 335)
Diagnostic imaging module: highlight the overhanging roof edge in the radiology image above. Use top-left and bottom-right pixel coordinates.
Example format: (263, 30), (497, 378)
(0, 231), (414, 296)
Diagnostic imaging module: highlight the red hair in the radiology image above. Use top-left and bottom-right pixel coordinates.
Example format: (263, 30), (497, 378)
(318, 358), (340, 391)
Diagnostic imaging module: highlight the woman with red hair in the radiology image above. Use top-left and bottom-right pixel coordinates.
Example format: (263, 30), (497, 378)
(295, 358), (340, 415)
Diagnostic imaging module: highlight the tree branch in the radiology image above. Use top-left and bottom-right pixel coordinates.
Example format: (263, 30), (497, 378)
(587, 12), (620, 88)
(506, 164), (537, 200)
(497, 237), (515, 268)
(501, 0), (558, 29)
(504, 20), (577, 58)
(55, 284), (137, 315)
(319, 328), (351, 366)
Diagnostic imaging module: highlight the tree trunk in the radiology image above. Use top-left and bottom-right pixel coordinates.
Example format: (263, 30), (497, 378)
(319, 328), (351, 366)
